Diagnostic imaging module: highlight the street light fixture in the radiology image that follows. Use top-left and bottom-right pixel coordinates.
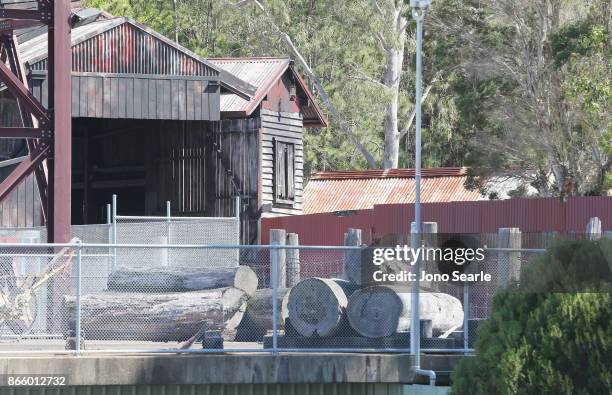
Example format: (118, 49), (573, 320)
(409, 0), (435, 386)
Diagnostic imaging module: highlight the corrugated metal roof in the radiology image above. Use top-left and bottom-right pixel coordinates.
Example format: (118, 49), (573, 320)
(311, 167), (469, 180)
(15, 17), (256, 98)
(210, 57), (327, 126)
(303, 167), (481, 214)
(210, 57), (291, 115)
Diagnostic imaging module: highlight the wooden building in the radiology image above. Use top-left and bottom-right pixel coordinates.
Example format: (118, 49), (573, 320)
(0, 9), (327, 243)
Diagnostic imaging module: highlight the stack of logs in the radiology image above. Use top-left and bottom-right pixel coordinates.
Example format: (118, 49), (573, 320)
(62, 227), (464, 346)
(251, 229), (464, 345)
(63, 265), (259, 342)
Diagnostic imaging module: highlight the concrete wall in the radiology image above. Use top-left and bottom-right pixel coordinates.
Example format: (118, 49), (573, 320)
(0, 384), (450, 395)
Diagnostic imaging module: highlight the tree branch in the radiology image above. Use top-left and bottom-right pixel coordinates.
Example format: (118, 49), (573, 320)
(232, 0), (378, 167)
(398, 71), (443, 139)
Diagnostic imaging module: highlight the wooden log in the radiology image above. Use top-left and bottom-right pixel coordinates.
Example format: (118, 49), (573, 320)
(270, 229), (287, 288)
(347, 285), (464, 338)
(63, 287), (248, 342)
(282, 278), (358, 337)
(107, 265), (258, 296)
(235, 288), (290, 341)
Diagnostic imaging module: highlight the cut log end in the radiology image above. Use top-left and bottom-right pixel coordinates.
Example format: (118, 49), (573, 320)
(284, 278), (350, 337)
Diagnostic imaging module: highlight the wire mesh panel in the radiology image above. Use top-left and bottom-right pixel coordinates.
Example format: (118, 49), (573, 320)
(0, 244), (76, 345)
(0, 238), (565, 354)
(114, 218), (240, 269)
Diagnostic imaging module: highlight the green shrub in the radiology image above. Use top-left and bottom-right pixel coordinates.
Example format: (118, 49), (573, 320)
(450, 238), (612, 395)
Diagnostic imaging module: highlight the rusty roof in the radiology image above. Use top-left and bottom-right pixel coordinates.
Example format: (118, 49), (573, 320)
(15, 16), (256, 99)
(303, 167), (482, 214)
(210, 57), (327, 127)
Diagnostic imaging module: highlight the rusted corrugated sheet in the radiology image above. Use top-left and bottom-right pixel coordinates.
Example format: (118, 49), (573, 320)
(262, 197), (612, 246)
(310, 167), (469, 180)
(210, 57), (290, 115)
(566, 196), (612, 231)
(21, 18), (219, 76)
(210, 58), (328, 127)
(303, 168), (481, 214)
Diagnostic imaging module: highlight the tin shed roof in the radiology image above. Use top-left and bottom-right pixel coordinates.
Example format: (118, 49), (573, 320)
(16, 16), (256, 99)
(210, 57), (327, 127)
(303, 167), (482, 214)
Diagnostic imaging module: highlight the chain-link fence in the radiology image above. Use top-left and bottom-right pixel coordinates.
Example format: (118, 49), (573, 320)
(0, 235), (572, 355)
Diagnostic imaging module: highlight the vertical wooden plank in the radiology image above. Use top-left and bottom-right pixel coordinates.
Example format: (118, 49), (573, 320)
(208, 83), (220, 121)
(110, 77), (119, 118)
(287, 143), (295, 199)
(163, 80), (172, 119)
(171, 79), (180, 120)
(156, 79), (164, 119)
(126, 78), (134, 118)
(87, 76), (96, 117)
(79, 76), (88, 117)
(186, 81), (195, 120)
(118, 78), (127, 118)
(103, 77), (112, 118)
(201, 82), (209, 120)
(95, 77), (104, 118)
(71, 76), (80, 116)
(148, 79), (157, 119)
(178, 80), (187, 120)
(193, 80), (202, 120)
(133, 78), (142, 119)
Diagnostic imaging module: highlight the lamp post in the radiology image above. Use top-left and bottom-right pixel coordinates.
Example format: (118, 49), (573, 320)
(409, 0), (432, 379)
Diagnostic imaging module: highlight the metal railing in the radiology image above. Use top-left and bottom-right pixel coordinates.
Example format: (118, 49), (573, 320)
(0, 239), (550, 356)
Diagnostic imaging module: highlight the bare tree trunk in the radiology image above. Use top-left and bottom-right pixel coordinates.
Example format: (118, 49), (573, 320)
(381, 10), (407, 169)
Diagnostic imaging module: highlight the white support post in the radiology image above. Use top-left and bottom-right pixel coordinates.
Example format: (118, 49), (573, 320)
(111, 194), (117, 270)
(497, 228), (521, 287)
(586, 217), (602, 240)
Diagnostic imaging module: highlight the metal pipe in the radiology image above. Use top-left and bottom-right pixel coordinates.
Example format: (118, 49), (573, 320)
(410, 9), (424, 365)
(114, 215), (236, 221)
(463, 282), (469, 355)
(271, 238), (279, 355)
(75, 240), (82, 355)
(0, 243), (364, 250)
(235, 196), (240, 220)
(111, 194), (117, 269)
(166, 201), (172, 266)
(411, 4), (437, 387)
(415, 368), (436, 386)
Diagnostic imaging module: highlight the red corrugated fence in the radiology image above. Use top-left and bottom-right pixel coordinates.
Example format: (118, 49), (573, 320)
(262, 197), (612, 245)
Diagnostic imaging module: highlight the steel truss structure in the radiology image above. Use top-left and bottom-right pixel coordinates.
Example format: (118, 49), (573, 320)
(0, 1), (71, 242)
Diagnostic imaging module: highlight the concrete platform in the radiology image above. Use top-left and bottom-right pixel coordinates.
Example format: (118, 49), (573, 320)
(0, 352), (464, 385)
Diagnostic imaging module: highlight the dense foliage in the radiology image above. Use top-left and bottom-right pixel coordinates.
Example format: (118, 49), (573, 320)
(84, 0), (611, 196)
(450, 238), (612, 395)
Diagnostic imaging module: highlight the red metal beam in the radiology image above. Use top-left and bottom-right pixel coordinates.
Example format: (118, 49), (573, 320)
(46, 0), (72, 243)
(4, 34), (50, 222)
(0, 127), (50, 138)
(0, 60), (49, 123)
(0, 144), (49, 202)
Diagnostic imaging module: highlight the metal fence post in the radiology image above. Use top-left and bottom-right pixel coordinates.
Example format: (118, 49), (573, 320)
(75, 240), (82, 355)
(106, 204), (112, 270)
(271, 241), (279, 355)
(463, 281), (469, 355)
(165, 201), (171, 266)
(235, 196), (241, 247)
(111, 194), (117, 270)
